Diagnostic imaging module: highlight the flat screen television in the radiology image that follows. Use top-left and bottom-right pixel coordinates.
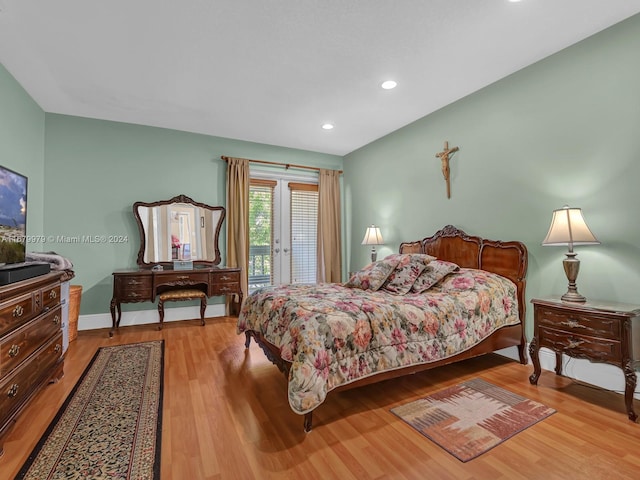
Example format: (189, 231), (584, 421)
(0, 165), (28, 267)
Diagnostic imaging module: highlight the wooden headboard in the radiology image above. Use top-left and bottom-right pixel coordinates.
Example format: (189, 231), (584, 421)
(400, 225), (528, 321)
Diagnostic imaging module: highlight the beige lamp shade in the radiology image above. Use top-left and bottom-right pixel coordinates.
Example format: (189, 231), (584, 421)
(542, 206), (599, 250)
(361, 225), (384, 245)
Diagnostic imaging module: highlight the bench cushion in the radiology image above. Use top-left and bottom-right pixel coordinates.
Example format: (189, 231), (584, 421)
(159, 289), (207, 301)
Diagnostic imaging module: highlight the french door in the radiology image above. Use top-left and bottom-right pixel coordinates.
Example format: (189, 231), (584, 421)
(248, 172), (318, 290)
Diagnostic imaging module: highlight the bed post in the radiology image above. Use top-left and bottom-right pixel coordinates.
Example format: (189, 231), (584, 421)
(304, 412), (313, 432)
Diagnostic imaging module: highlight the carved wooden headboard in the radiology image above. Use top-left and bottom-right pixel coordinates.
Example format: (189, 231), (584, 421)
(400, 225), (528, 322)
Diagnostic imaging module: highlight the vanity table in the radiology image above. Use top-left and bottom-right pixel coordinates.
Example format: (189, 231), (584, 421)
(110, 195), (243, 335)
(110, 266), (241, 335)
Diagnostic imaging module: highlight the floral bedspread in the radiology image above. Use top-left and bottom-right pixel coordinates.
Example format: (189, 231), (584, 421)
(237, 268), (520, 415)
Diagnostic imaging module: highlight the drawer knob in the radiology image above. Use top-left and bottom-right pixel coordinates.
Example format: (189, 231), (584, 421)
(49, 290), (57, 299)
(567, 339), (585, 349)
(54, 344), (62, 353)
(12, 305), (24, 317)
(53, 315), (60, 325)
(7, 383), (19, 398)
(8, 344), (20, 357)
(560, 319), (585, 329)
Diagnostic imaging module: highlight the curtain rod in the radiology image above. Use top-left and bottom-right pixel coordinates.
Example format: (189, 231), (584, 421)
(221, 155), (343, 174)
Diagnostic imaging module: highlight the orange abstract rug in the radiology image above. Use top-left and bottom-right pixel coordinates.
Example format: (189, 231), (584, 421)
(391, 378), (555, 462)
(15, 341), (164, 480)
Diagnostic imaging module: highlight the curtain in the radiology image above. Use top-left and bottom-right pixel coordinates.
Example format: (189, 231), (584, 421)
(225, 157), (250, 315)
(317, 168), (342, 283)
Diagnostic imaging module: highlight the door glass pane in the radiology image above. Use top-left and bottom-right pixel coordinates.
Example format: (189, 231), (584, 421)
(249, 184), (273, 290)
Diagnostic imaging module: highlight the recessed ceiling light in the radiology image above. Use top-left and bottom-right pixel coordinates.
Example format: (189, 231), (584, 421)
(322, 123), (334, 130)
(381, 80), (397, 90)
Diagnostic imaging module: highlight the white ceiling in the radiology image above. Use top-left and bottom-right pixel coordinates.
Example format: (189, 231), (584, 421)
(1, 1), (639, 156)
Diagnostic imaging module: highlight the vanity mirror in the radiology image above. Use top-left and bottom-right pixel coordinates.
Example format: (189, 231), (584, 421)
(133, 195), (225, 267)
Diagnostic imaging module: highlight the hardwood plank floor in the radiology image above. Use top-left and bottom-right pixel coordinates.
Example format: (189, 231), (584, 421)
(1, 316), (639, 479)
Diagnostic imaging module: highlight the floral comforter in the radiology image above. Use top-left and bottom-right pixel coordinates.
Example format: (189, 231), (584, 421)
(237, 268), (519, 415)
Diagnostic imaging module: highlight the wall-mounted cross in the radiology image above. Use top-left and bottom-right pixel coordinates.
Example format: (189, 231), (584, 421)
(435, 141), (459, 199)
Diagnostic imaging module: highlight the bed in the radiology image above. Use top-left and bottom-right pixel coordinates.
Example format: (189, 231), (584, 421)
(238, 225), (528, 431)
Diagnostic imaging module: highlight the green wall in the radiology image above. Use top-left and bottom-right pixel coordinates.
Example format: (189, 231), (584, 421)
(344, 14), (640, 339)
(0, 64), (45, 235)
(43, 115), (342, 314)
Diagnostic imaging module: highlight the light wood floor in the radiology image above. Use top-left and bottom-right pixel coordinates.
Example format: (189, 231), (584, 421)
(1, 317), (640, 479)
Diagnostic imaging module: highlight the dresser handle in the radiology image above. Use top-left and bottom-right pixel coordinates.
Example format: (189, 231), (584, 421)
(177, 275), (189, 280)
(127, 279), (143, 286)
(220, 286), (231, 292)
(128, 292), (141, 298)
(7, 384), (19, 398)
(8, 344), (20, 357)
(566, 339), (585, 349)
(49, 290), (57, 299)
(560, 319), (586, 329)
(54, 344), (62, 353)
(53, 315), (60, 325)
(12, 305), (24, 317)
(221, 275), (231, 281)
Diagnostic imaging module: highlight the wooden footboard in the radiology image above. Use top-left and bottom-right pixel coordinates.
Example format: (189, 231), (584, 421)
(243, 225), (528, 432)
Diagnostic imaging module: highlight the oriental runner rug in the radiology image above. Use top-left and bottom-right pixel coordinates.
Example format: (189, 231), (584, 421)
(391, 378), (555, 462)
(15, 341), (164, 480)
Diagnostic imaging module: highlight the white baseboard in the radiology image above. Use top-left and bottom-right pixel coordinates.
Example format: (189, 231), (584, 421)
(496, 344), (640, 400)
(77, 303), (227, 331)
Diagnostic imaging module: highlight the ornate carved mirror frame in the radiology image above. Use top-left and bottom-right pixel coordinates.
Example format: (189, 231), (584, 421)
(133, 194), (225, 268)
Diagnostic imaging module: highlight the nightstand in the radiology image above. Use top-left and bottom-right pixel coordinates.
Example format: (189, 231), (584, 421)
(529, 298), (640, 422)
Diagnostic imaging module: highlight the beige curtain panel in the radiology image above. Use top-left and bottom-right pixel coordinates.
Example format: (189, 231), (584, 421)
(225, 157), (250, 314)
(317, 168), (342, 283)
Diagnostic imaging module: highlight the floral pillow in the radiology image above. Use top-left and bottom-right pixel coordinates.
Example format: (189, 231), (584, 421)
(381, 259), (428, 295)
(345, 256), (401, 291)
(410, 260), (460, 293)
(383, 253), (436, 266)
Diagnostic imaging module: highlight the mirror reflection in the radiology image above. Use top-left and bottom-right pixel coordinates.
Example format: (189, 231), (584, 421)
(134, 195), (225, 266)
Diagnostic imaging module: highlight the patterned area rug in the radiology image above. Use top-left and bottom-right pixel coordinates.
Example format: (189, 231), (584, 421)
(15, 341), (164, 480)
(391, 378), (555, 462)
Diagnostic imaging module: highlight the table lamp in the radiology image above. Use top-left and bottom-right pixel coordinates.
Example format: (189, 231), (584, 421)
(361, 225), (384, 263)
(542, 205), (599, 303)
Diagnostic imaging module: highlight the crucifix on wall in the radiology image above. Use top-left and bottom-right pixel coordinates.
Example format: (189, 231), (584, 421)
(435, 141), (459, 199)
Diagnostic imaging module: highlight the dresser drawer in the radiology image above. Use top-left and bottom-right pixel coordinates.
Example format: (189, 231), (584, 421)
(536, 306), (620, 340)
(539, 326), (621, 362)
(41, 283), (61, 311)
(156, 272), (209, 288)
(0, 292), (36, 338)
(0, 306), (62, 377)
(0, 332), (63, 422)
(211, 270), (240, 284)
(114, 275), (153, 300)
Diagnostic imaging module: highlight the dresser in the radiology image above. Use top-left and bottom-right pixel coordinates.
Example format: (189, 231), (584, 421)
(110, 267), (242, 334)
(529, 298), (640, 422)
(0, 271), (65, 455)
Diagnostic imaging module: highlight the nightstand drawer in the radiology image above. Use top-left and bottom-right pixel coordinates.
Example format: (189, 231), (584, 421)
(539, 326), (621, 362)
(536, 306), (620, 340)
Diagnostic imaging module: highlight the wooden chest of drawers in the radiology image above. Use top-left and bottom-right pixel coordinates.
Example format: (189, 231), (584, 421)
(0, 272), (65, 455)
(529, 298), (640, 422)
